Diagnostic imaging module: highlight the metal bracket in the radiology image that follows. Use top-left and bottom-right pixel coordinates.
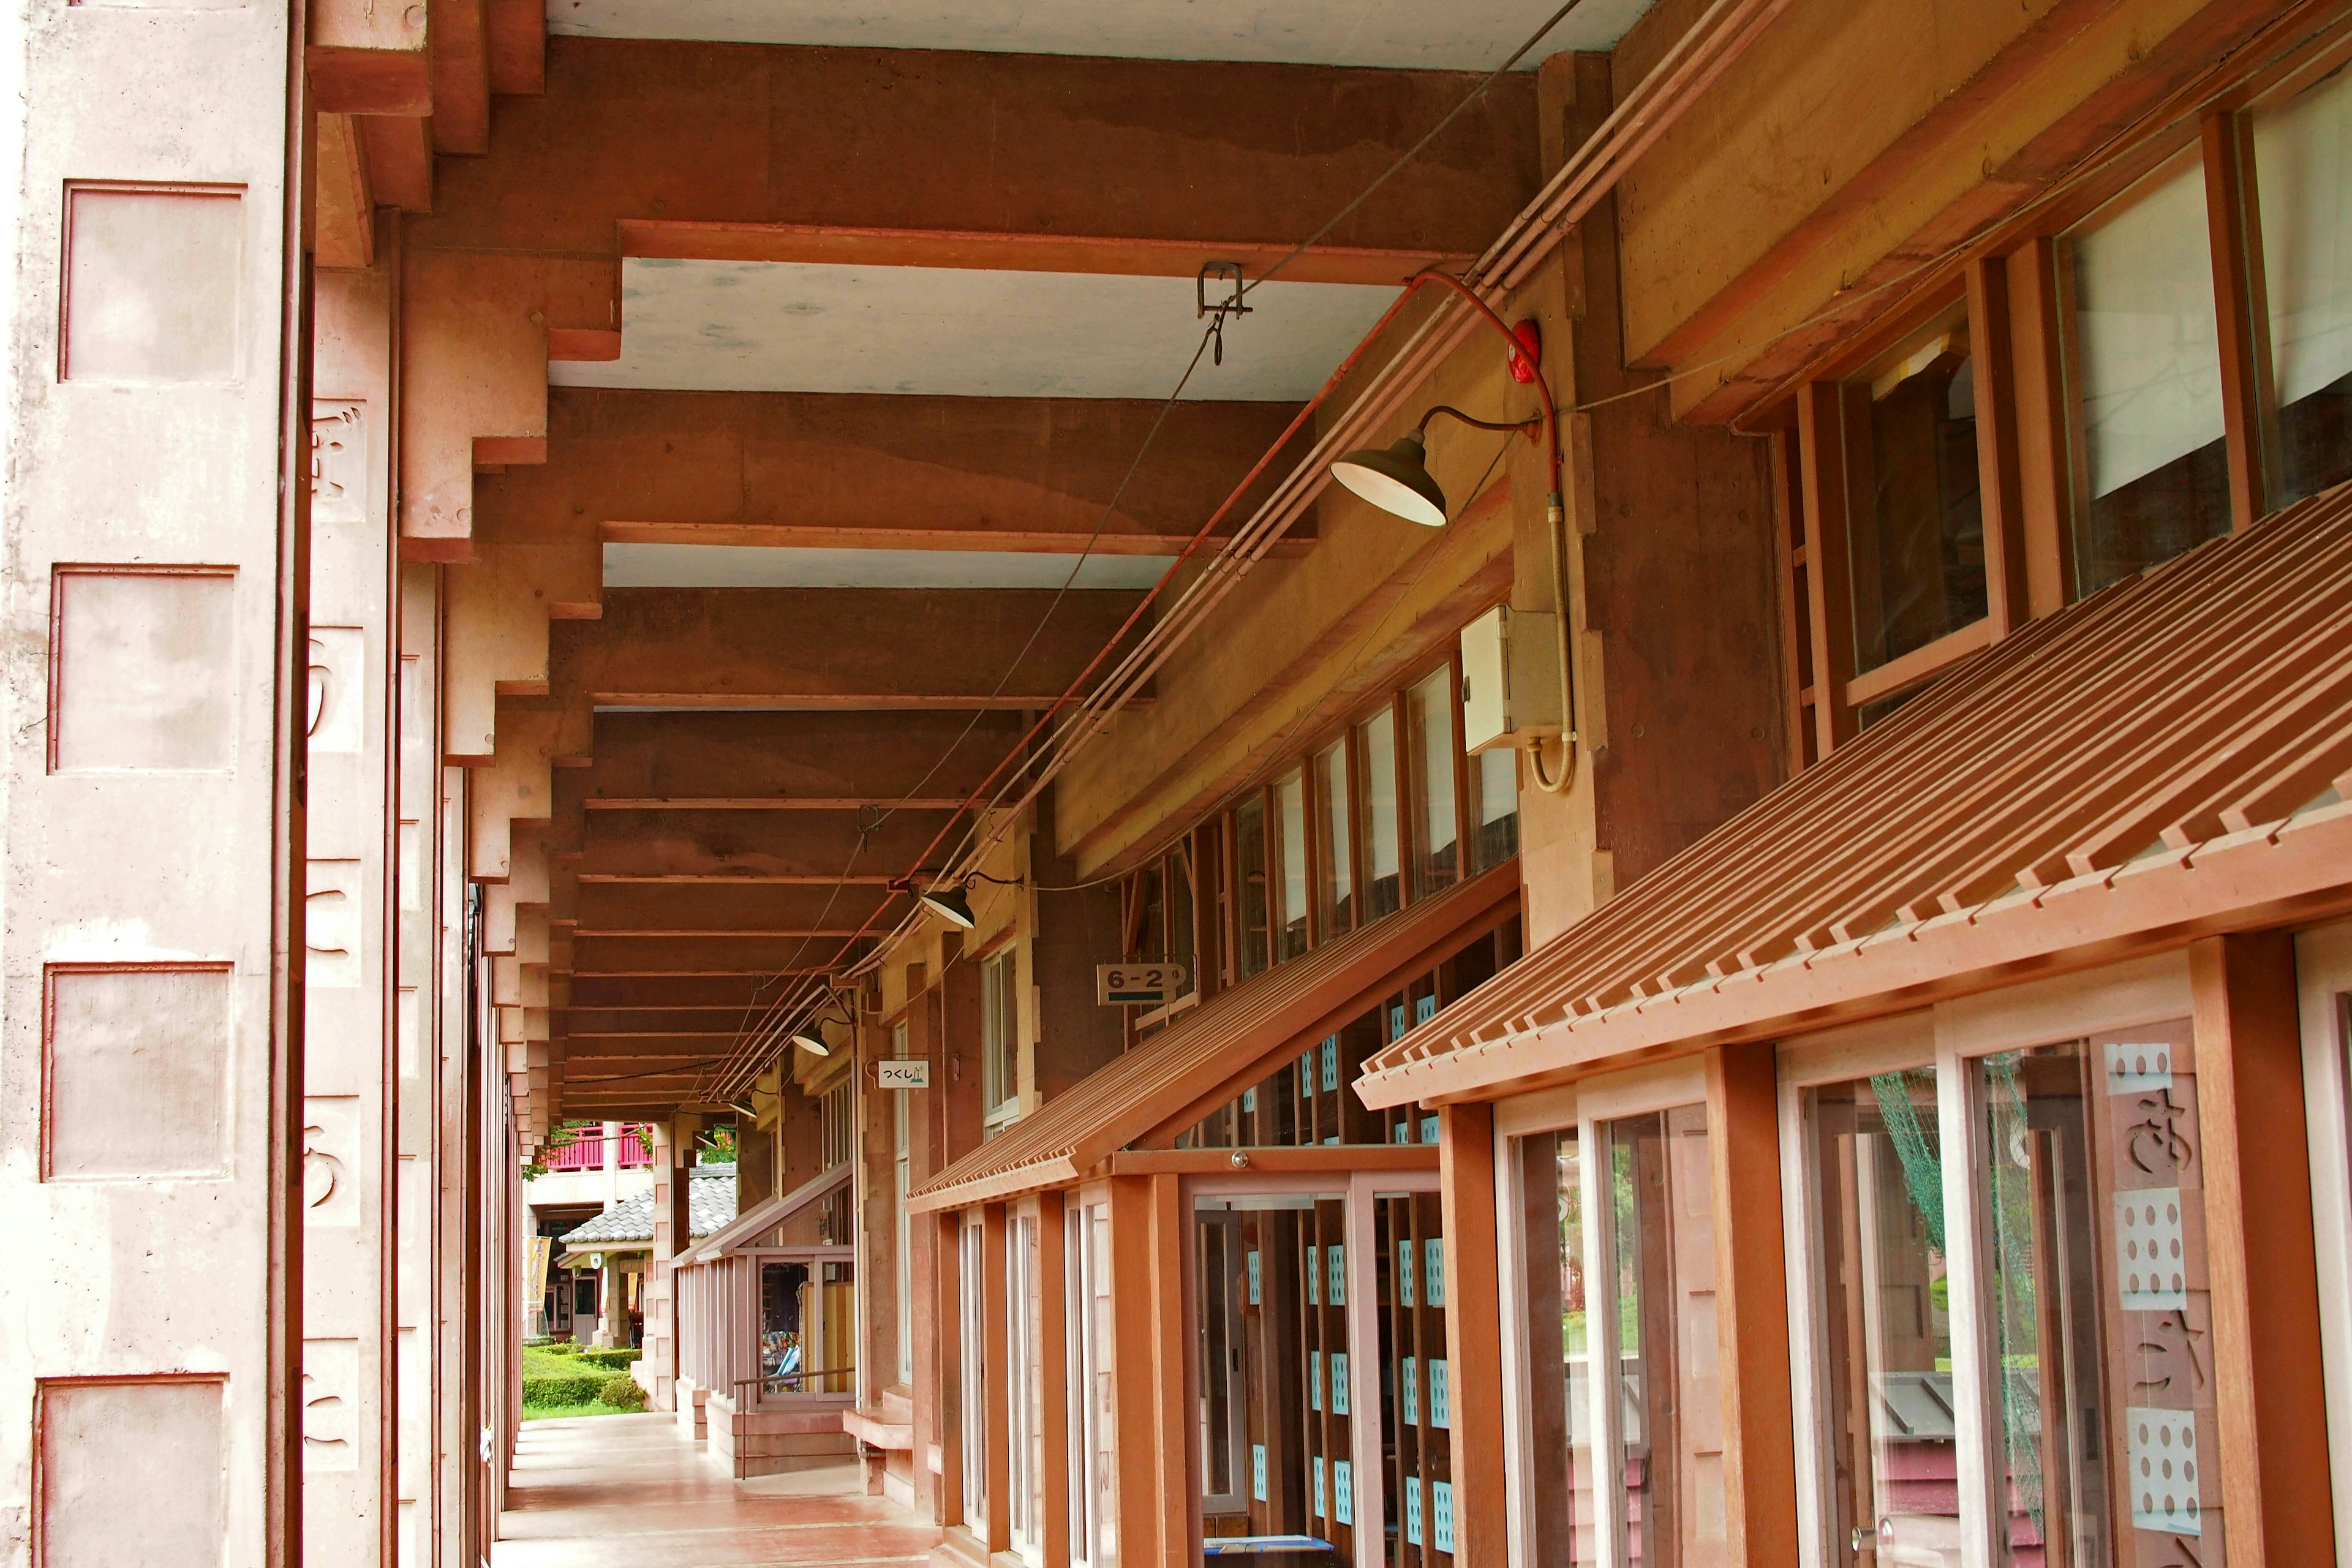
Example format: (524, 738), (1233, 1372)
(1197, 260), (1251, 366)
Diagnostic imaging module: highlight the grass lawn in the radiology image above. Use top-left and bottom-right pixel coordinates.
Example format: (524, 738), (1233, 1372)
(521, 1341), (646, 1420)
(522, 1401), (630, 1422)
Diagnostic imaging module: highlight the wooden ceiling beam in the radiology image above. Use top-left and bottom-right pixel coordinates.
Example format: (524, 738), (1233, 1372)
(489, 386), (1315, 557)
(570, 935), (876, 974)
(572, 881), (900, 933)
(559, 1007), (769, 1033)
(577, 708), (1031, 805)
(564, 974), (821, 1009)
(428, 0), (491, 155)
(549, 586), (1148, 709)
(573, 804), (956, 882)
(407, 37), (1537, 274)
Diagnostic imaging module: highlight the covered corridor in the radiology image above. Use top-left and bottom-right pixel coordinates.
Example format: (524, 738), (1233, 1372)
(497, 1416), (938, 1568)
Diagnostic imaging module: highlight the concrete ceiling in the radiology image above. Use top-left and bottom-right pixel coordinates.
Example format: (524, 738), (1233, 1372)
(545, 0), (1657, 70)
(548, 258), (1401, 399)
(602, 543), (1173, 589)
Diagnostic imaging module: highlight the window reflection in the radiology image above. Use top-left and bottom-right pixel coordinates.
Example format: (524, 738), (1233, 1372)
(1607, 1106), (1724, 1568)
(1808, 1069), (1957, 1567)
(1516, 1129), (1599, 1568)
(2255, 64), (2352, 507)
(1316, 741), (1354, 940)
(1976, 1043), (2117, 1568)
(2066, 148), (2232, 594)
(1278, 769), (1310, 960)
(1236, 797), (1270, 979)
(1835, 303), (1989, 671)
(1406, 668), (1460, 900)
(1469, 748), (1518, 875)
(1360, 708), (1402, 922)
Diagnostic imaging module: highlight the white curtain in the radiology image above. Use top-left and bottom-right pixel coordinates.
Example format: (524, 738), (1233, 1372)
(2071, 151), (2226, 498)
(2258, 66), (2352, 407)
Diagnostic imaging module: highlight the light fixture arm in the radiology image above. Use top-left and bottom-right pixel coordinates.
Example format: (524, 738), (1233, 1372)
(1415, 404), (1542, 442)
(1408, 268), (1579, 794)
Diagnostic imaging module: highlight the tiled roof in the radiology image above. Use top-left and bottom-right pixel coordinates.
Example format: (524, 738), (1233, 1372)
(911, 863), (1521, 1211)
(559, 1163), (737, 1247)
(1360, 484), (2352, 1106)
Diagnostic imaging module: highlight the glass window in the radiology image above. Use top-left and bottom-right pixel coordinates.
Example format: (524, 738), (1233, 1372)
(1406, 668), (1459, 900)
(1197, 1212), (1249, 1516)
(2067, 147), (2231, 594)
(1379, 1191), (1447, 1568)
(960, 1217), (988, 1531)
(1469, 748), (1518, 875)
(2255, 63), (2352, 507)
(1168, 844), (1197, 984)
(1515, 1130), (1599, 1567)
(1068, 1202), (1118, 1568)
(982, 950), (1020, 1131)
(1974, 1036), (2158, 1567)
(1135, 864), (1166, 964)
(1359, 709), (1402, 923)
(1008, 1213), (1044, 1561)
(1316, 741), (1355, 940)
(893, 1023), (913, 1387)
(1195, 1193), (1352, 1565)
(1277, 767), (1310, 961)
(1235, 797), (1271, 980)
(760, 1258), (810, 1395)
(1806, 1069), (1956, 1566)
(1832, 301), (1989, 671)
(1605, 1106), (1723, 1568)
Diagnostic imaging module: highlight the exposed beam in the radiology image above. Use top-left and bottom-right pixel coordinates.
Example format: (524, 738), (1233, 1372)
(577, 709), (1032, 807)
(485, 0), (544, 93)
(485, 388), (1314, 556)
(573, 882), (899, 933)
(314, 114), (375, 271)
(618, 220), (1469, 287)
(309, 0), (429, 113)
(565, 975), (826, 1008)
(356, 113), (431, 214)
(428, 0), (491, 154)
(408, 38), (1539, 271)
(576, 873), (897, 886)
(575, 805), (959, 881)
(559, 1008), (770, 1033)
(551, 587), (1148, 709)
(570, 935), (876, 974)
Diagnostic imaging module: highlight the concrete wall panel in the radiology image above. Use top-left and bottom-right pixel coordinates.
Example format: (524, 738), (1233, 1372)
(36, 1377), (227, 1568)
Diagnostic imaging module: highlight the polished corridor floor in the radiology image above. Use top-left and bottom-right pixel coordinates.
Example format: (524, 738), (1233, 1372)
(496, 1415), (940, 1568)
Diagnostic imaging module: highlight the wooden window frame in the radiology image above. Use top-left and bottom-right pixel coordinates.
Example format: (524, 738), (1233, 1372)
(1765, 23), (2352, 764)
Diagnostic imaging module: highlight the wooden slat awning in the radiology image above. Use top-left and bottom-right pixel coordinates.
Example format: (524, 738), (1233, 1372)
(1359, 484), (2352, 1109)
(908, 861), (1521, 1212)
(675, 1161), (851, 1266)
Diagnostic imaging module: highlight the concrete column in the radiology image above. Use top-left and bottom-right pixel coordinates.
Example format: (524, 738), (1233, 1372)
(0, 0), (307, 1555)
(304, 244), (400, 1568)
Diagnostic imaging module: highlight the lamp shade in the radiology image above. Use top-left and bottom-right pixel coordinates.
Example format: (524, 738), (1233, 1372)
(791, 1023), (832, 1057)
(1329, 432), (1447, 527)
(920, 883), (977, 929)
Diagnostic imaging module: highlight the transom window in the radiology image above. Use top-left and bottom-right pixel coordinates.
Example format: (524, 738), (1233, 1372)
(1118, 638), (1518, 1038)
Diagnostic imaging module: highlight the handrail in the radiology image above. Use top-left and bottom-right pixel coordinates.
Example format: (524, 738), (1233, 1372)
(733, 1365), (856, 1395)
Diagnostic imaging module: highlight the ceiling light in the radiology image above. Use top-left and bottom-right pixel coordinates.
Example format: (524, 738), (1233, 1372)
(920, 883), (976, 930)
(1330, 433), (1449, 529)
(791, 1022), (832, 1057)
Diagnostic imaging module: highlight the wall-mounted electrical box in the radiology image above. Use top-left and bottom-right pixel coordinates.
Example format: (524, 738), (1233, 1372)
(1460, 605), (1564, 753)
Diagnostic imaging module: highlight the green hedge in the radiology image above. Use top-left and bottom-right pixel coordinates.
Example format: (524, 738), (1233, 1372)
(597, 1374), (648, 1411)
(522, 1373), (608, 1408)
(575, 1348), (641, 1372)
